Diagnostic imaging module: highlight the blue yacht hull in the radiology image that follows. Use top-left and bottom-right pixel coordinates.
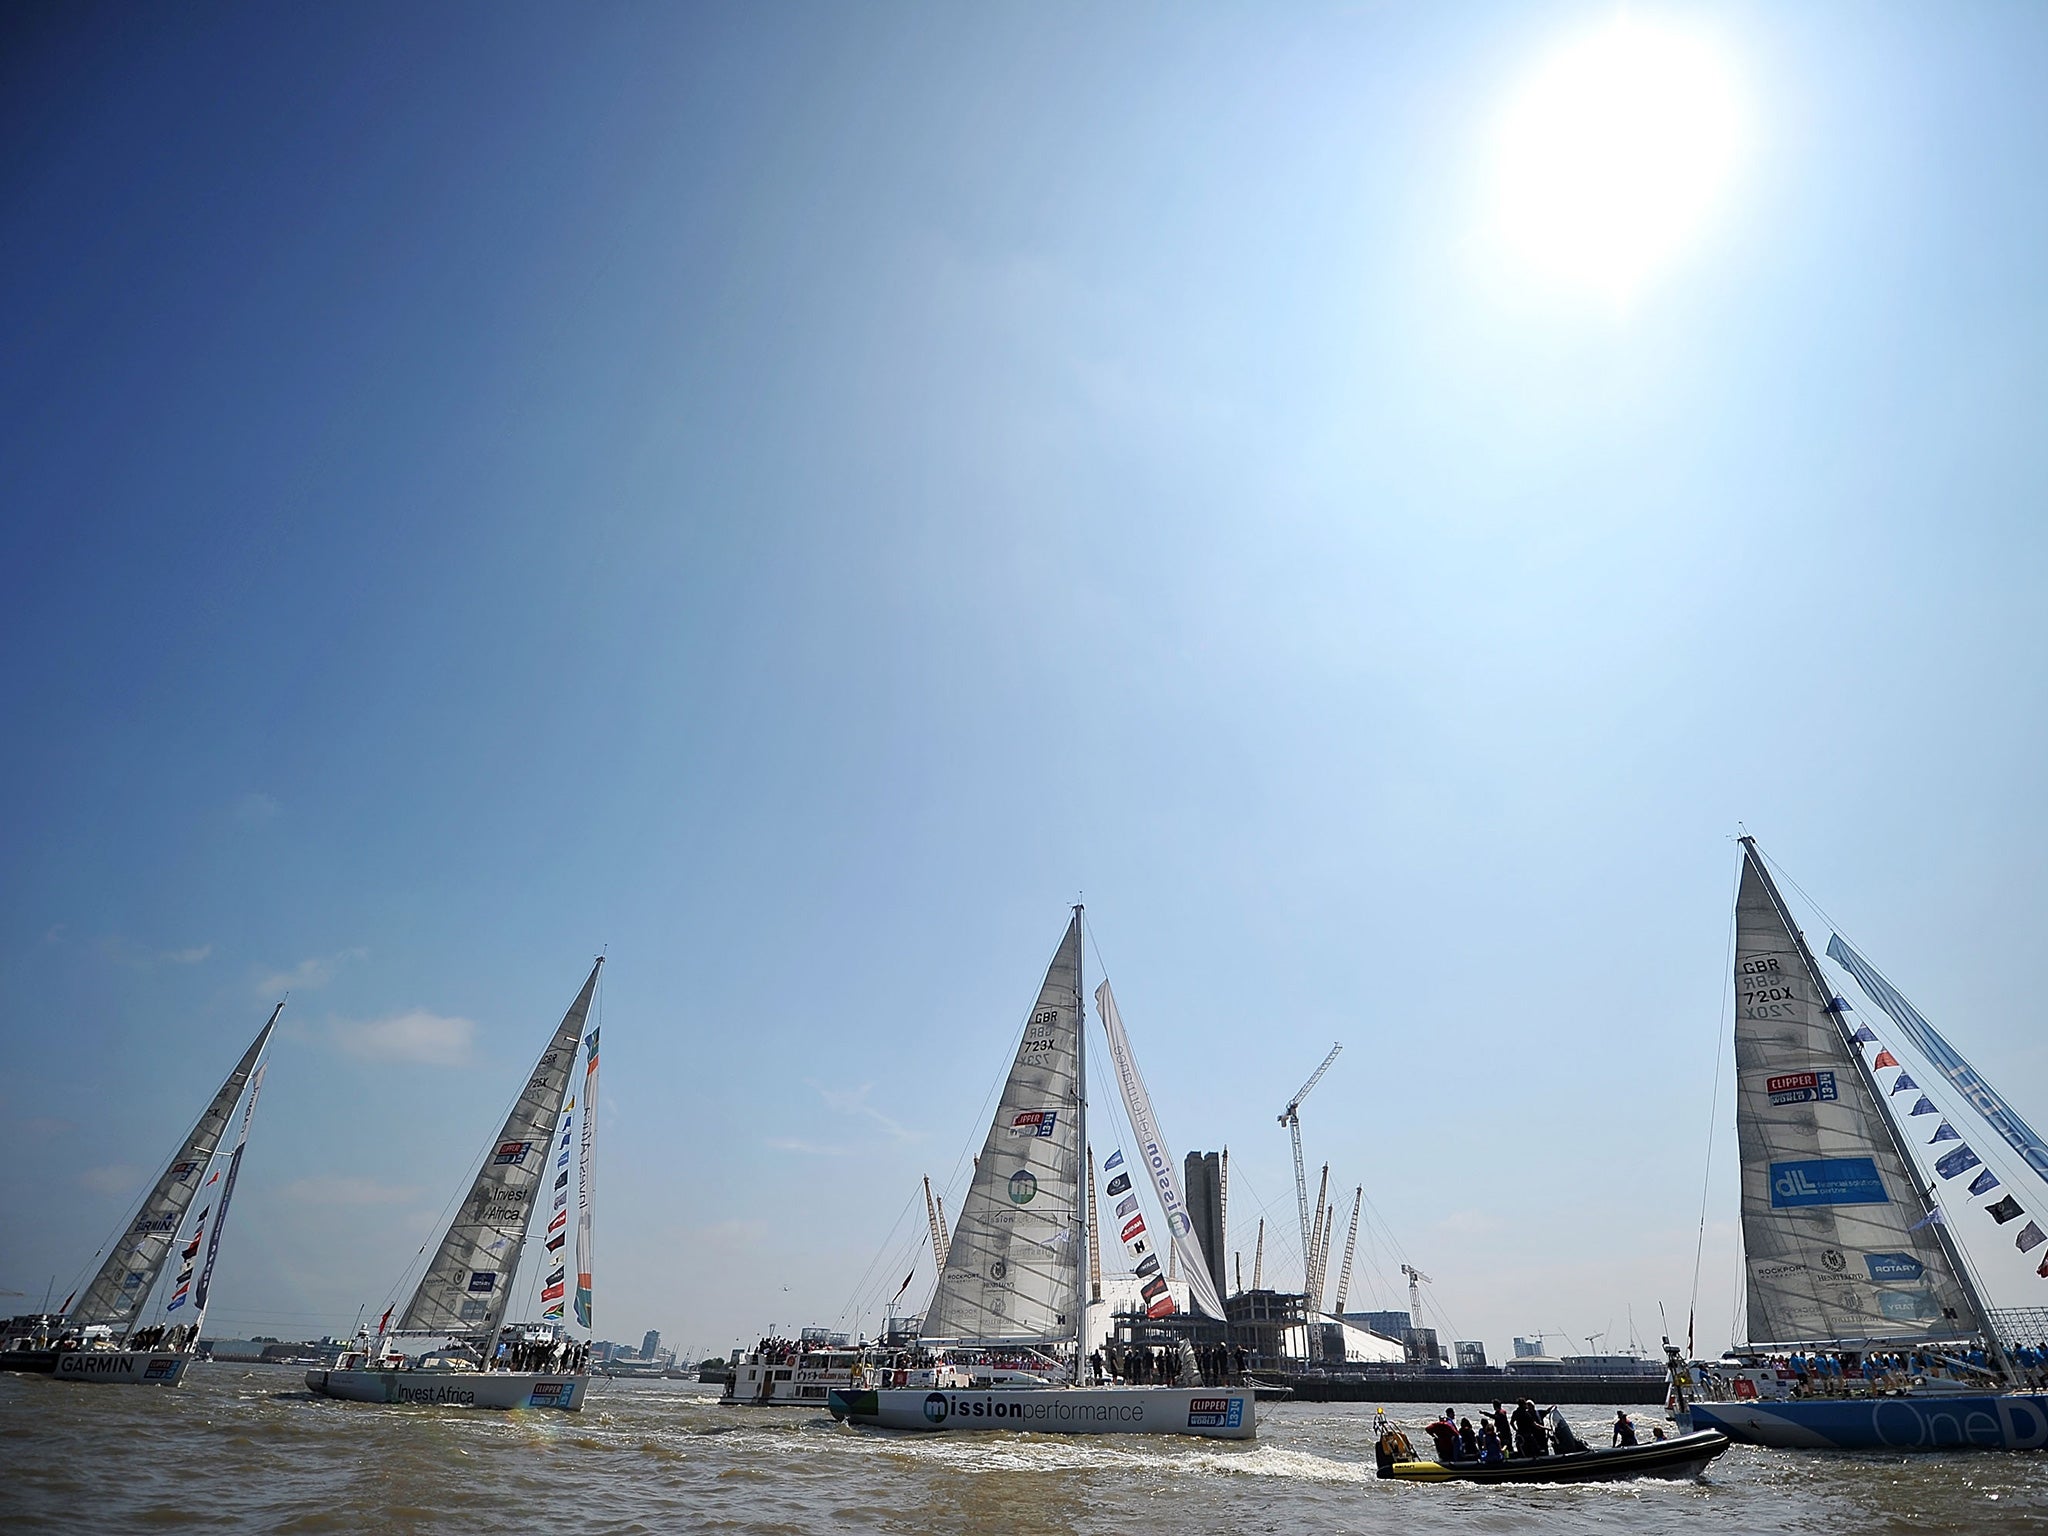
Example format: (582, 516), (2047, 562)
(1688, 1393), (2048, 1450)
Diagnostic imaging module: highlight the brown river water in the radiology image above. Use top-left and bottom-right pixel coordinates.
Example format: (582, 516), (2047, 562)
(2, 1366), (2042, 1533)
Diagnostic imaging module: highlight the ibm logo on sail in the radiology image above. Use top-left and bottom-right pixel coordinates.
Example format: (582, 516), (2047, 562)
(1769, 1157), (1890, 1208)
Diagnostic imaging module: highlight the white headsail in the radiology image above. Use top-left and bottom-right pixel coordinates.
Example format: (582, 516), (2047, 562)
(1733, 841), (1978, 1347)
(397, 959), (602, 1339)
(1095, 981), (1227, 1319)
(189, 1060), (266, 1325)
(69, 1004), (281, 1332)
(921, 913), (1084, 1345)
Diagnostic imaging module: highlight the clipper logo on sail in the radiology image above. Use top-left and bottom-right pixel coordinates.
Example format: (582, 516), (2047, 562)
(1767, 1071), (1838, 1106)
(1008, 1111), (1058, 1138)
(1770, 1158), (1889, 1208)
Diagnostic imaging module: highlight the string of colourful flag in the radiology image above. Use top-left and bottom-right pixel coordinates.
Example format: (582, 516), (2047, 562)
(1846, 1015), (2048, 1277)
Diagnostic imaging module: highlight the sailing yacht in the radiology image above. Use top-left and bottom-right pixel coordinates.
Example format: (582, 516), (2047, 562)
(306, 959), (603, 1411)
(1678, 838), (2048, 1450)
(0, 1005), (279, 1386)
(829, 909), (1256, 1439)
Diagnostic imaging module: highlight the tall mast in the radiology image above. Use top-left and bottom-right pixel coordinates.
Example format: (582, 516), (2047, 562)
(1073, 903), (1088, 1365)
(1738, 838), (2005, 1363)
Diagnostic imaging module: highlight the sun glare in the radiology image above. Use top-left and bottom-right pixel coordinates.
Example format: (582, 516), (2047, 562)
(1495, 17), (1745, 302)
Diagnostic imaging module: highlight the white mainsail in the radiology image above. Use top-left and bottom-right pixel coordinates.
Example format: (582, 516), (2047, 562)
(397, 959), (602, 1339)
(1095, 981), (1227, 1319)
(69, 1004), (281, 1332)
(1733, 841), (1978, 1346)
(921, 913), (1084, 1345)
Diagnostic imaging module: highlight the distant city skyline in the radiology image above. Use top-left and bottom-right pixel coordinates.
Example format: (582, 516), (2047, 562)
(4, 4), (2046, 1364)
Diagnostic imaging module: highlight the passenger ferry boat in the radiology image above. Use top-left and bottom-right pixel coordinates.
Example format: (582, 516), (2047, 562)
(721, 1334), (1055, 1406)
(722, 1342), (871, 1406)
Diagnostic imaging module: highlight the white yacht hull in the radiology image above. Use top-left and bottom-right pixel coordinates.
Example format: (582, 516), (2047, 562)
(305, 1367), (587, 1410)
(830, 1385), (1255, 1439)
(43, 1351), (190, 1385)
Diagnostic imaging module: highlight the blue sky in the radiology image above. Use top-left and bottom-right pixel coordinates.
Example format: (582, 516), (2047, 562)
(3, 2), (2044, 1361)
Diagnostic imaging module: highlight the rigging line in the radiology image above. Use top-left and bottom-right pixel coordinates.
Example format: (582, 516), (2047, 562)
(65, 1047), (258, 1316)
(932, 955), (1054, 1208)
(1690, 855), (1741, 1342)
(1825, 941), (2048, 1204)
(861, 1233), (937, 1335)
(837, 1182), (922, 1324)
(1229, 1167), (1309, 1276)
(1754, 843), (1856, 950)
(842, 1184), (920, 1306)
(380, 1008), (575, 1320)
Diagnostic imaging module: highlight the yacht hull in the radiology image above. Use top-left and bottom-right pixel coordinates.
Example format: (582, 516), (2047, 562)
(829, 1385), (1255, 1439)
(305, 1367), (587, 1410)
(1687, 1393), (2048, 1450)
(0, 1350), (189, 1385)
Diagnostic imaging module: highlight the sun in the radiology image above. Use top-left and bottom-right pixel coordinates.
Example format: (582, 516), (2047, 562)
(1494, 16), (1746, 301)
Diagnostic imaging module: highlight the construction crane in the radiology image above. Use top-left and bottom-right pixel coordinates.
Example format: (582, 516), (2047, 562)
(923, 1177), (949, 1273)
(1332, 1186), (1363, 1314)
(1305, 1171), (1325, 1301)
(1278, 1042), (1342, 1291)
(1306, 1164), (1331, 1305)
(1402, 1262), (1432, 1326)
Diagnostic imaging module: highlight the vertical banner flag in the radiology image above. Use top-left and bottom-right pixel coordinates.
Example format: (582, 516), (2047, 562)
(194, 1062), (267, 1317)
(1093, 982), (1227, 1320)
(1101, 1150), (1175, 1316)
(167, 1208), (209, 1310)
(574, 1028), (598, 1329)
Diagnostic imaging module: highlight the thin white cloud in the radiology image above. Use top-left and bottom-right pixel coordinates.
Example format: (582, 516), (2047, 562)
(809, 1081), (919, 1143)
(256, 947), (367, 998)
(764, 1138), (850, 1157)
(281, 1176), (421, 1205)
(79, 1165), (141, 1197)
(232, 792), (280, 826)
(98, 936), (214, 969)
(331, 1009), (475, 1066)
